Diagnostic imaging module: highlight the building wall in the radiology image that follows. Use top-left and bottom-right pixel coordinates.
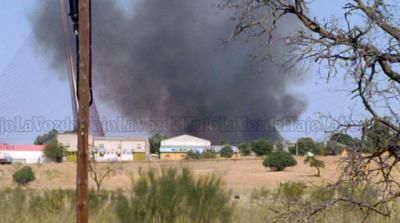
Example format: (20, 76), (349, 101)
(56, 133), (94, 152)
(3, 151), (44, 164)
(160, 153), (187, 160)
(93, 137), (149, 161)
(56, 133), (150, 161)
(0, 145), (44, 164)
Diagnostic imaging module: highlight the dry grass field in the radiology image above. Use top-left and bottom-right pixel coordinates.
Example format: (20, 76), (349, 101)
(0, 156), (342, 193)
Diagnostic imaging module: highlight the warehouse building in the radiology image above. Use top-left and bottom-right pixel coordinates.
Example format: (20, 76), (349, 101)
(56, 133), (94, 152)
(0, 144), (45, 164)
(160, 134), (211, 160)
(93, 136), (149, 161)
(56, 133), (149, 161)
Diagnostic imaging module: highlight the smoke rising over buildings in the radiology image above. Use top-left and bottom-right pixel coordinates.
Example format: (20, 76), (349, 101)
(31, 0), (305, 142)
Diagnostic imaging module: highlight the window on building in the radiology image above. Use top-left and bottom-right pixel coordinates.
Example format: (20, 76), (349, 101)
(99, 144), (104, 149)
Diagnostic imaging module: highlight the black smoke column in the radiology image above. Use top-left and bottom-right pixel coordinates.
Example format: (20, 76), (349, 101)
(32, 0), (306, 143)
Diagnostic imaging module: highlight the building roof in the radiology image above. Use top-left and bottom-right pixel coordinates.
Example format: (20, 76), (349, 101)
(161, 134), (211, 147)
(0, 145), (44, 151)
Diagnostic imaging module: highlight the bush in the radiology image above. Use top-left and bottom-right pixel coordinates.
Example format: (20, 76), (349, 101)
(44, 140), (65, 162)
(13, 166), (35, 186)
(220, 145), (234, 158)
(251, 140), (273, 156)
(116, 168), (233, 223)
(263, 150), (297, 171)
(186, 150), (201, 160)
(295, 137), (320, 155)
(276, 182), (305, 209)
(238, 143), (252, 156)
(201, 150), (218, 159)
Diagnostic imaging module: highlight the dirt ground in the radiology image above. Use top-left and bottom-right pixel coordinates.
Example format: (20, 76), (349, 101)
(0, 156), (342, 193)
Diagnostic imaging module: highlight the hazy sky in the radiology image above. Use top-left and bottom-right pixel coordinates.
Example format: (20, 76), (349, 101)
(0, 0), (363, 144)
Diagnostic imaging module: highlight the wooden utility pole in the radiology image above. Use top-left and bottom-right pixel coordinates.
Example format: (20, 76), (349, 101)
(76, 0), (91, 222)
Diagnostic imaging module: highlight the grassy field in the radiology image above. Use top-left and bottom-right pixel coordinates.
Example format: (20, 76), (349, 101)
(2, 156), (400, 223)
(0, 156), (341, 194)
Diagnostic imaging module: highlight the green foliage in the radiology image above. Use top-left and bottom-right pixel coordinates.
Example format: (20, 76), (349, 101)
(364, 118), (398, 152)
(323, 133), (355, 155)
(296, 137), (321, 155)
(263, 150), (297, 171)
(304, 155), (325, 177)
(251, 140), (273, 156)
(276, 182), (305, 209)
(250, 187), (270, 201)
(149, 134), (166, 154)
(220, 145), (234, 158)
(187, 150), (218, 160)
(238, 143), (252, 156)
(0, 188), (116, 223)
(329, 133), (354, 146)
(116, 168), (233, 223)
(309, 186), (334, 202)
(275, 143), (284, 150)
(44, 140), (65, 163)
(201, 150), (218, 159)
(34, 129), (58, 145)
(13, 166), (35, 186)
(186, 150), (201, 160)
(288, 145), (296, 155)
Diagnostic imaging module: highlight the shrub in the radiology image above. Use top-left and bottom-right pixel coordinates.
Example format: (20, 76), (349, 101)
(44, 140), (65, 163)
(276, 182), (305, 209)
(294, 138), (324, 155)
(263, 150), (297, 171)
(288, 145), (296, 155)
(238, 143), (252, 156)
(220, 145), (234, 158)
(13, 166), (35, 186)
(251, 140), (273, 156)
(116, 168), (233, 223)
(201, 150), (218, 159)
(186, 150), (201, 160)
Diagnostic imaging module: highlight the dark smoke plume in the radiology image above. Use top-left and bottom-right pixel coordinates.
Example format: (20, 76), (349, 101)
(31, 0), (305, 143)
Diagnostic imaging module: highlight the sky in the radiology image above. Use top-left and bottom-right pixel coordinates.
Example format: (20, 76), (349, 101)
(0, 0), (364, 144)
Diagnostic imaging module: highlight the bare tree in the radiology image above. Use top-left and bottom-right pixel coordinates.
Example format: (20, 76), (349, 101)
(89, 152), (122, 191)
(221, 0), (400, 221)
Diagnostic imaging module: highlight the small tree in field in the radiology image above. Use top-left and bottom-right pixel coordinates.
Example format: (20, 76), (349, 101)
(89, 152), (122, 191)
(304, 154), (325, 177)
(13, 166), (35, 186)
(263, 150), (297, 171)
(220, 145), (234, 158)
(44, 140), (65, 163)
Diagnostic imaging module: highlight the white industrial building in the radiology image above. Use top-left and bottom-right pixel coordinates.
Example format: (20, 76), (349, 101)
(160, 134), (211, 160)
(56, 133), (149, 161)
(0, 144), (45, 164)
(93, 136), (149, 161)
